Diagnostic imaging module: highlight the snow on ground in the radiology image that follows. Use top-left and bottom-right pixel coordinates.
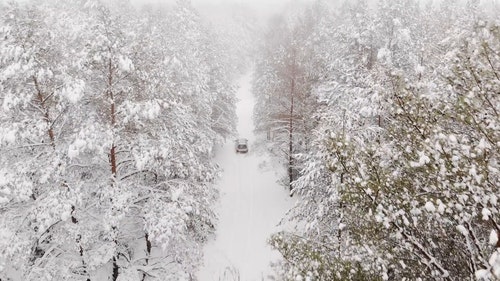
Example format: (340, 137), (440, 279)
(197, 72), (295, 281)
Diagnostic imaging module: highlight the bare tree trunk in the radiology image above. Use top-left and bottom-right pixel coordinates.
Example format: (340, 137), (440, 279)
(110, 144), (117, 176)
(108, 58), (117, 178)
(288, 77), (295, 193)
(112, 256), (119, 281)
(106, 57), (120, 281)
(33, 76), (55, 148)
(142, 232), (152, 281)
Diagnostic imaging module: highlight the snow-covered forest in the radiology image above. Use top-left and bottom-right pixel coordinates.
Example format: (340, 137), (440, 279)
(0, 0), (499, 280)
(253, 1), (500, 280)
(0, 0), (246, 279)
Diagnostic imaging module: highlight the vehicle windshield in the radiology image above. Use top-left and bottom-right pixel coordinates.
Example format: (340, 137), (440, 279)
(237, 144), (247, 149)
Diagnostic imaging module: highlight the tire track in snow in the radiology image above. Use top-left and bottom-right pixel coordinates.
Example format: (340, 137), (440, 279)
(197, 72), (295, 281)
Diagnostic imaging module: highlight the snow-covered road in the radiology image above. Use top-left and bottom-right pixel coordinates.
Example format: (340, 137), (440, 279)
(197, 73), (295, 281)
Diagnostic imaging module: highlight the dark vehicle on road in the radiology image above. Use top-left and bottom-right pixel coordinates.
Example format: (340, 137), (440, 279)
(235, 138), (248, 153)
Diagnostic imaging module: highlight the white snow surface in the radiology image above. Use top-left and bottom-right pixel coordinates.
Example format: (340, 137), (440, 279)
(197, 72), (295, 281)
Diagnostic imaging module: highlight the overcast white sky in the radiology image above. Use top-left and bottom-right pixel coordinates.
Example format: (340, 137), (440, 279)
(0, 0), (304, 22)
(129, 0), (310, 22)
(135, 0), (302, 10)
(144, 0), (295, 5)
(131, 0), (294, 6)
